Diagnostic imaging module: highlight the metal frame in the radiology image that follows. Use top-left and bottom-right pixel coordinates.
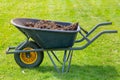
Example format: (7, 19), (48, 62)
(47, 50), (73, 73)
(6, 22), (117, 73)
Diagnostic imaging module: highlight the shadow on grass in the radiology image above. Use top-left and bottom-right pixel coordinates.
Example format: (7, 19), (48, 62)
(36, 65), (119, 80)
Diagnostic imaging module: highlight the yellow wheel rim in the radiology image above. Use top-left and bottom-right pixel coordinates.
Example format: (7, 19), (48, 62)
(20, 47), (38, 64)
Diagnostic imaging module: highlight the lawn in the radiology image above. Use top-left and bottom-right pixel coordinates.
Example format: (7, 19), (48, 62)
(0, 0), (120, 80)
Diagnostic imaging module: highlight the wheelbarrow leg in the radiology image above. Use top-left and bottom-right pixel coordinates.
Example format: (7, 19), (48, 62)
(47, 50), (73, 73)
(62, 50), (73, 73)
(66, 50), (73, 72)
(47, 51), (60, 73)
(62, 50), (67, 72)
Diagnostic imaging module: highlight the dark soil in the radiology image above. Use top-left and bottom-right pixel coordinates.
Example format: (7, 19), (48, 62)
(24, 20), (78, 31)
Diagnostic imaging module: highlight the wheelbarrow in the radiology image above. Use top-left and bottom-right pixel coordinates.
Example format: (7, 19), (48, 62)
(6, 18), (117, 73)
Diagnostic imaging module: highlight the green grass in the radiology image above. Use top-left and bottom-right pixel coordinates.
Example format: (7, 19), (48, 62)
(0, 0), (120, 80)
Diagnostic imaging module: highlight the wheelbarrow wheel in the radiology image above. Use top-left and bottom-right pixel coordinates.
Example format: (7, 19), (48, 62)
(14, 41), (44, 68)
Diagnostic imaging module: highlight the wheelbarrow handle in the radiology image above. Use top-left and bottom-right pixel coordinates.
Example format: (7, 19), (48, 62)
(98, 22), (112, 26)
(87, 22), (113, 35)
(105, 30), (117, 33)
(75, 22), (116, 43)
(79, 22), (112, 34)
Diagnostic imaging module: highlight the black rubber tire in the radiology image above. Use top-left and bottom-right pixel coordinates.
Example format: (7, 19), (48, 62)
(14, 41), (44, 68)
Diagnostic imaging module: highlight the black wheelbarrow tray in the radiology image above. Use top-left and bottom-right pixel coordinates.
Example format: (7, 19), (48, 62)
(6, 18), (117, 73)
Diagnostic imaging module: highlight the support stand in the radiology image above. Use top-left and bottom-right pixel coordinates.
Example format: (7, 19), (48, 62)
(47, 50), (73, 73)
